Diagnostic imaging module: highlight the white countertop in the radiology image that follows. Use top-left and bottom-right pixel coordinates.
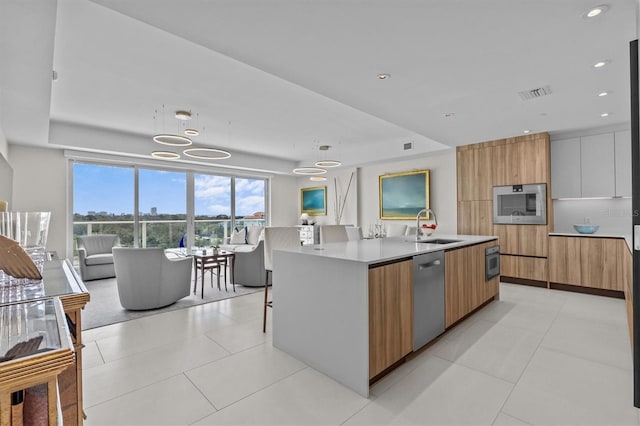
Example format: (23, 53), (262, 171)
(549, 232), (632, 251)
(276, 234), (498, 265)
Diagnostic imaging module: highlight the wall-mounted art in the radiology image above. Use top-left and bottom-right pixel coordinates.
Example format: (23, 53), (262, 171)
(301, 186), (327, 216)
(379, 169), (430, 219)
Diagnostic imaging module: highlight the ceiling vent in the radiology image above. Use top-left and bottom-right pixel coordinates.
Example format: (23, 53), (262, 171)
(518, 85), (552, 101)
(403, 142), (413, 150)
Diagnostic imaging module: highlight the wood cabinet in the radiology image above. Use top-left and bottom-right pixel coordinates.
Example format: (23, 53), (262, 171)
(500, 255), (548, 282)
(457, 147), (493, 201)
(368, 259), (413, 378)
(457, 201), (493, 235)
(492, 224), (549, 257)
(445, 241), (499, 328)
(492, 135), (550, 187)
(549, 235), (622, 291)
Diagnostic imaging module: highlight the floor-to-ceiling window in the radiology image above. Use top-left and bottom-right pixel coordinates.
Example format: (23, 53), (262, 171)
(138, 168), (187, 248)
(235, 177), (266, 228)
(72, 161), (267, 256)
(72, 163), (135, 250)
(194, 174), (231, 248)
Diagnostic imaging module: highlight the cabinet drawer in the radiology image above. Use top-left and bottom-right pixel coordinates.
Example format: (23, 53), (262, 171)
(500, 255), (547, 282)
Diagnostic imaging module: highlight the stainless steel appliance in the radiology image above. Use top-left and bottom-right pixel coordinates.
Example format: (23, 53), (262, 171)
(493, 183), (547, 224)
(413, 251), (445, 350)
(485, 245), (500, 281)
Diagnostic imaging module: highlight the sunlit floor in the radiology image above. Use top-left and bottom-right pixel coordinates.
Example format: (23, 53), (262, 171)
(82, 283), (639, 425)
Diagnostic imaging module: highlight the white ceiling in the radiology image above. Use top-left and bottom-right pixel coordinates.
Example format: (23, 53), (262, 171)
(1, 0), (637, 174)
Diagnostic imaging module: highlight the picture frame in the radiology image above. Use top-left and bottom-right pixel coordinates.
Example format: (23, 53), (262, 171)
(301, 186), (327, 216)
(379, 169), (430, 219)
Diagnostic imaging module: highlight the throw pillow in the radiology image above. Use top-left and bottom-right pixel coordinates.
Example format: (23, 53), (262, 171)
(246, 226), (264, 245)
(229, 227), (246, 244)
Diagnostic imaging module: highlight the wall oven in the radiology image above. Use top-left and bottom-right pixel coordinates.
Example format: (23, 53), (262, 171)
(493, 183), (547, 225)
(485, 245), (500, 281)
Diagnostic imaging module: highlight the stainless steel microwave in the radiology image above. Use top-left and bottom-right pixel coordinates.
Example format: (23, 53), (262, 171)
(493, 183), (547, 225)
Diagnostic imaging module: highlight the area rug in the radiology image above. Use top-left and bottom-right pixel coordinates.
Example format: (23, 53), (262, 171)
(81, 277), (262, 330)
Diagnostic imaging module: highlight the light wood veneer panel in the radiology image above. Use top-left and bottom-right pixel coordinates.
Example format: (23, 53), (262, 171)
(368, 260), (413, 379)
(445, 241), (499, 328)
(500, 255), (547, 282)
(549, 236), (623, 291)
(457, 201), (493, 235)
(493, 224), (548, 257)
(549, 236), (581, 286)
(457, 148), (493, 201)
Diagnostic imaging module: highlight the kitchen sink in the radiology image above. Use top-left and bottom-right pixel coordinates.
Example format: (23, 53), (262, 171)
(417, 238), (462, 245)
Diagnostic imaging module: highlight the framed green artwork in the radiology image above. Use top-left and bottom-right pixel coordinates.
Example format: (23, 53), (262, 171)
(379, 169), (430, 219)
(301, 186), (327, 216)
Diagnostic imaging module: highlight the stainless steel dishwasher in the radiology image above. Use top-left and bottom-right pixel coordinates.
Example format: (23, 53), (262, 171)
(413, 251), (445, 350)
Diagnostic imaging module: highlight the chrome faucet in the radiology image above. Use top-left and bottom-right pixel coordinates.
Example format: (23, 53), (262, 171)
(416, 208), (438, 240)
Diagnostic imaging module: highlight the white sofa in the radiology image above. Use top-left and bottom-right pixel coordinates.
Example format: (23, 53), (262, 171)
(113, 247), (192, 310)
(219, 225), (264, 252)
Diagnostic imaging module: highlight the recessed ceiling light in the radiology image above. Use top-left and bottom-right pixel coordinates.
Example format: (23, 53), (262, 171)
(598, 91), (609, 97)
(582, 4), (609, 19)
(523, 130), (531, 134)
(183, 147), (231, 160)
(310, 176), (327, 181)
(175, 110), (192, 120)
(443, 112), (455, 118)
(377, 73), (391, 80)
(151, 151), (180, 160)
(184, 128), (199, 136)
(601, 112), (610, 117)
(593, 60), (610, 68)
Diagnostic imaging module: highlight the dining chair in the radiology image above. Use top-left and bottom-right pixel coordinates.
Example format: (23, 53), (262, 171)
(263, 227), (302, 333)
(345, 226), (363, 240)
(319, 225), (349, 244)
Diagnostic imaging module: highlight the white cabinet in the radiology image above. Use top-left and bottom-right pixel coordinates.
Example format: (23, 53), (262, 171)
(297, 225), (315, 245)
(615, 130), (632, 197)
(580, 133), (615, 197)
(551, 137), (581, 198)
(551, 131), (630, 199)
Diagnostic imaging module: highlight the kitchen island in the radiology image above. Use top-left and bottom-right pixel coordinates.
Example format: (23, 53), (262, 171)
(272, 234), (499, 397)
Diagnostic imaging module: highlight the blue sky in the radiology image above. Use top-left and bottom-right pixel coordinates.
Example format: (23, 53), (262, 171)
(73, 164), (265, 216)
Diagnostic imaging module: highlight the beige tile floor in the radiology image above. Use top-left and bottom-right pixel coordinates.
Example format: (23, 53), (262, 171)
(83, 283), (640, 425)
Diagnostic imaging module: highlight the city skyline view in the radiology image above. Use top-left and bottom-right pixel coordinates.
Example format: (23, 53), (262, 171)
(73, 163), (265, 217)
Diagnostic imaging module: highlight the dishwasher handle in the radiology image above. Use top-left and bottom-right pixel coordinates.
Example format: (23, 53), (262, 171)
(418, 259), (441, 270)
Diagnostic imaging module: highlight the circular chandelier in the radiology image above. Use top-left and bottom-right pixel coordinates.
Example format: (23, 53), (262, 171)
(293, 167), (327, 175)
(183, 147), (231, 160)
(151, 151), (180, 160)
(314, 159), (342, 168)
(153, 134), (193, 146)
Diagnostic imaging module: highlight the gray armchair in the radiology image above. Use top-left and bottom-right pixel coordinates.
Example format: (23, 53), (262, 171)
(113, 247), (192, 310)
(233, 240), (271, 287)
(77, 234), (120, 281)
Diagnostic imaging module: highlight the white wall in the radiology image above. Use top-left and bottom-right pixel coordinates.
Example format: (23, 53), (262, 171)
(9, 144), (67, 255)
(270, 174), (299, 226)
(553, 198), (633, 237)
(358, 150), (457, 236)
(0, 126), (12, 205)
(295, 167), (358, 226)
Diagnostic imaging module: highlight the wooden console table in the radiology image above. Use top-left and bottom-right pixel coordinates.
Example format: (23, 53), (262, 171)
(0, 259), (89, 425)
(0, 298), (74, 425)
